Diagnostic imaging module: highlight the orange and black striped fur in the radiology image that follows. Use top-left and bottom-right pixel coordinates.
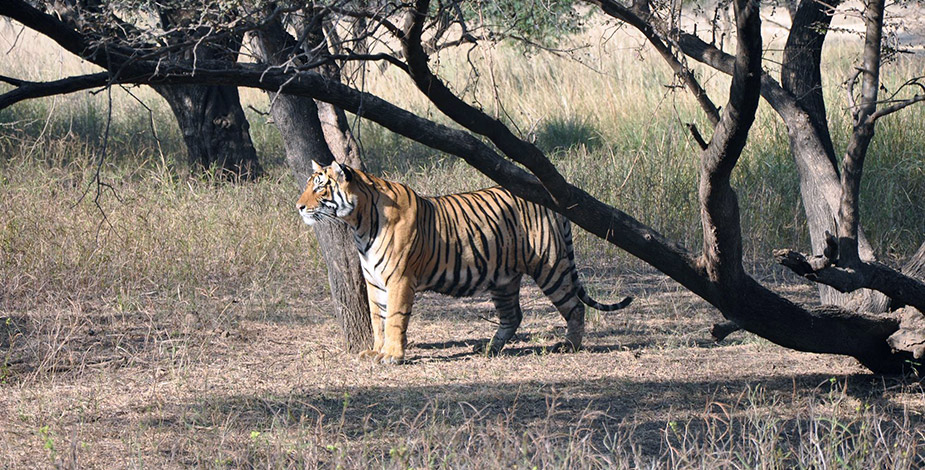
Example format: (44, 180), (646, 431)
(297, 161), (632, 364)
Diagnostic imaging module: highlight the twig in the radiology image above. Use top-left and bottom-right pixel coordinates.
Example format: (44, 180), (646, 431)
(686, 123), (709, 150)
(246, 104), (270, 116)
(868, 94), (925, 122)
(120, 85), (167, 164)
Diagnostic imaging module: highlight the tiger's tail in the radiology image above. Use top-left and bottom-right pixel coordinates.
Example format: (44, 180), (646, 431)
(558, 215), (632, 312)
(577, 286), (632, 311)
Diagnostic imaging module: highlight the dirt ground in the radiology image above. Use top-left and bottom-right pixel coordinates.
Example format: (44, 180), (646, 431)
(1, 271), (923, 468)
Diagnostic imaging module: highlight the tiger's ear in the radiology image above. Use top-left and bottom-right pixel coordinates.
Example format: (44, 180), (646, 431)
(331, 161), (352, 183)
(311, 160), (324, 173)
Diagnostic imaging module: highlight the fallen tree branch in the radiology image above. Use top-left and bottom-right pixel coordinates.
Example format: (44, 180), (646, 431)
(775, 249), (925, 313)
(887, 307), (925, 359)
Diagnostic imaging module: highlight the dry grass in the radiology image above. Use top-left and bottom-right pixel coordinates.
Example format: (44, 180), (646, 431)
(2, 8), (925, 469)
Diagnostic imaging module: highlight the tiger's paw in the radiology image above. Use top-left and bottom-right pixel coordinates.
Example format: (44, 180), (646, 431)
(375, 352), (405, 365)
(550, 340), (581, 353)
(358, 349), (380, 360)
(472, 340), (504, 357)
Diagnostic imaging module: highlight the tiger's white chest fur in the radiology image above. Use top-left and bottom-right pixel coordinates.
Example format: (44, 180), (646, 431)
(358, 252), (386, 288)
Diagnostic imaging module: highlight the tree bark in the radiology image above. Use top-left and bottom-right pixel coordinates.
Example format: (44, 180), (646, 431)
(152, 83), (261, 179)
(251, 16), (372, 352)
(780, 0), (839, 165)
(779, 0), (883, 307)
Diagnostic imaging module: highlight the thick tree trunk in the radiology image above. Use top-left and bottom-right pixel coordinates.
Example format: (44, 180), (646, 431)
(150, 10), (262, 180)
(45, 1), (262, 179)
(152, 84), (261, 179)
(778, 0), (881, 308)
(251, 19), (373, 352)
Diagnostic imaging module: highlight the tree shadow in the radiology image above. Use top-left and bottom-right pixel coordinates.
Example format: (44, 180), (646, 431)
(144, 371), (920, 459)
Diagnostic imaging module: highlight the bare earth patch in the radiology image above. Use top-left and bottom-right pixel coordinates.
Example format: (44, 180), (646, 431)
(2, 272), (923, 468)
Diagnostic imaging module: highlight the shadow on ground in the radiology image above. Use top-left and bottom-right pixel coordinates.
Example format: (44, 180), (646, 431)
(150, 371), (917, 457)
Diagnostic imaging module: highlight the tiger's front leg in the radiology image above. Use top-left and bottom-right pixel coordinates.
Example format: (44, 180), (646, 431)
(358, 281), (386, 361)
(377, 280), (414, 364)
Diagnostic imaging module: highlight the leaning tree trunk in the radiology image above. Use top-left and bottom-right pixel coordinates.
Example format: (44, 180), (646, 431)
(251, 17), (373, 352)
(778, 0), (882, 309)
(152, 83), (261, 179)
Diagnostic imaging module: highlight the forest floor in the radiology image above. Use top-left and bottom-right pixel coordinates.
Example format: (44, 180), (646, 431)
(2, 270), (923, 468)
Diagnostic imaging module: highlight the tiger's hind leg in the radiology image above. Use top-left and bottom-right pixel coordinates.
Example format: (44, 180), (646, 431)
(474, 275), (524, 356)
(550, 301), (584, 353)
(536, 272), (585, 353)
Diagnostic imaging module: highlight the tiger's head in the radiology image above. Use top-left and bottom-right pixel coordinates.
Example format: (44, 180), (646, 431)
(297, 160), (357, 226)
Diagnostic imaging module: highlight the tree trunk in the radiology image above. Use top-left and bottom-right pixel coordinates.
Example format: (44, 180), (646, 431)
(271, 96), (372, 353)
(251, 18), (373, 352)
(675, 21), (883, 309)
(44, 1), (262, 180)
(152, 84), (261, 179)
(778, 0), (882, 308)
(151, 7), (262, 180)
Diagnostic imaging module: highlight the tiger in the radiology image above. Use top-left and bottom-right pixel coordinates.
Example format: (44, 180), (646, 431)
(297, 161), (632, 364)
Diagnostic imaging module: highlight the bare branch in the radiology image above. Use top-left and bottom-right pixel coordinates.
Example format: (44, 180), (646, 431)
(868, 93), (925, 122)
(326, 4), (405, 38)
(328, 53), (408, 72)
(0, 75), (29, 87)
(400, 0), (575, 206)
(836, 0), (885, 267)
(686, 123), (708, 150)
(776, 249), (925, 313)
(586, 0), (721, 126)
(0, 72), (112, 110)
